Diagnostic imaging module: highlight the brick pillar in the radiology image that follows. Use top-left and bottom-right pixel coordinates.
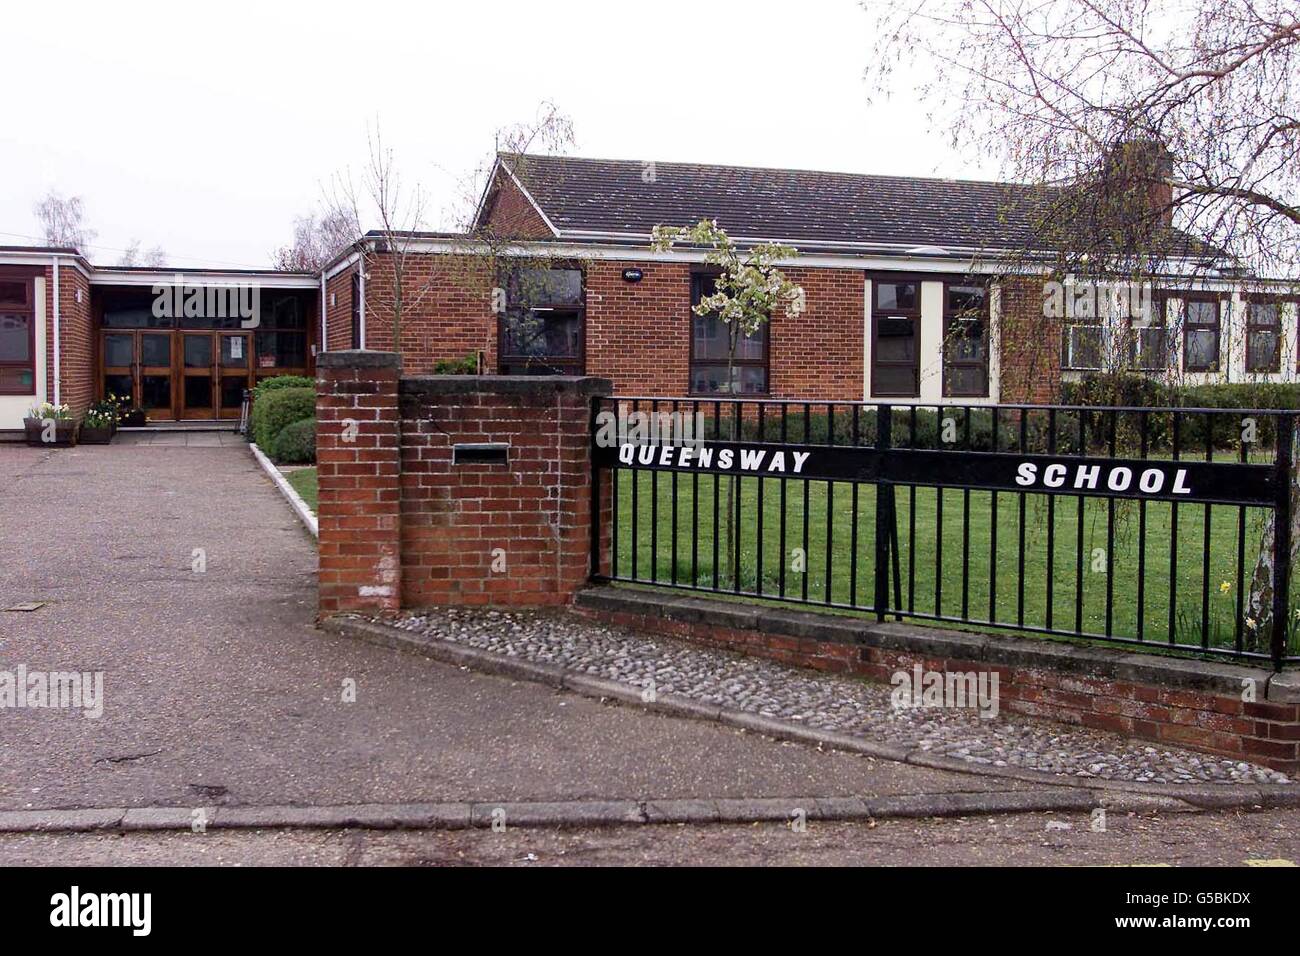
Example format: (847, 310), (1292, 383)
(399, 376), (612, 607)
(317, 350), (402, 615)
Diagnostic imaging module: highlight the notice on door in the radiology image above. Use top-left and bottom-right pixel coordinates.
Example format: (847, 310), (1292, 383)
(230, 338), (243, 360)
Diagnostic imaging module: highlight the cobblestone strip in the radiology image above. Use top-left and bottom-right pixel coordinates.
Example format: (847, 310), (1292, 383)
(368, 608), (1291, 787)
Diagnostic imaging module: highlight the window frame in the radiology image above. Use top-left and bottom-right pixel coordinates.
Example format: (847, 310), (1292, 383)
(687, 270), (770, 396)
(1245, 295), (1284, 374)
(941, 278), (990, 398)
(496, 264), (587, 376)
(1181, 295), (1222, 373)
(869, 275), (923, 398)
(1131, 291), (1170, 372)
(0, 270), (37, 397)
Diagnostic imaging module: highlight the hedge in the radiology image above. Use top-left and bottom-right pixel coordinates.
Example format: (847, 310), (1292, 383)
(251, 386), (315, 451)
(269, 417), (316, 464)
(254, 374), (315, 400)
(1059, 375), (1300, 450)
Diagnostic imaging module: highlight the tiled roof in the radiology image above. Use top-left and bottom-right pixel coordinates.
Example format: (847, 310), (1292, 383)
(498, 153), (1214, 259)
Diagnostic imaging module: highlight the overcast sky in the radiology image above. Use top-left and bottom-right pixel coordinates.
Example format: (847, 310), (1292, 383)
(1, 0), (993, 270)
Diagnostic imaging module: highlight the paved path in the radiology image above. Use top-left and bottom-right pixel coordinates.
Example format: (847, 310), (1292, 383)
(0, 442), (1034, 813)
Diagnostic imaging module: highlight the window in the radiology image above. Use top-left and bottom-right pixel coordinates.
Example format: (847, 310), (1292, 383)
(1061, 309), (1106, 370)
(872, 279), (920, 396)
(0, 273), (35, 396)
(498, 267), (585, 375)
(255, 291), (312, 376)
(1246, 299), (1282, 373)
(350, 272), (361, 349)
(1133, 294), (1170, 371)
(943, 281), (988, 397)
(689, 273), (768, 395)
(1182, 297), (1221, 372)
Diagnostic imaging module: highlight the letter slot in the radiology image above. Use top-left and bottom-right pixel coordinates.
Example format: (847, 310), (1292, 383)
(453, 442), (510, 465)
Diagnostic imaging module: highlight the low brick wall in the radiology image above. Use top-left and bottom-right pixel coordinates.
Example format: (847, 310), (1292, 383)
(316, 350), (610, 615)
(574, 587), (1300, 773)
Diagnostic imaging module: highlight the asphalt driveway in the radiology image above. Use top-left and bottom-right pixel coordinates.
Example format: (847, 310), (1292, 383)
(0, 441), (1027, 812)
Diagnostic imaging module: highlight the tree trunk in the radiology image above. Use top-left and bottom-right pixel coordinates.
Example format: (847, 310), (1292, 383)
(1245, 422), (1300, 653)
(721, 326), (738, 587)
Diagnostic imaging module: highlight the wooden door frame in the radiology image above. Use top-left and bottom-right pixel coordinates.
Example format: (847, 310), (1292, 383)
(216, 331), (252, 419)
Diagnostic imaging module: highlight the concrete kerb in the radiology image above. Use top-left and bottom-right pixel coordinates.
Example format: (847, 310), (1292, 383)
(318, 616), (1297, 812)
(0, 791), (1168, 835)
(249, 441), (318, 539)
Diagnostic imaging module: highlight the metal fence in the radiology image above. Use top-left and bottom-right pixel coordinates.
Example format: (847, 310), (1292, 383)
(590, 397), (1300, 668)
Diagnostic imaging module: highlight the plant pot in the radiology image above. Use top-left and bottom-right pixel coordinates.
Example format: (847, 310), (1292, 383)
(23, 418), (78, 447)
(79, 425), (115, 445)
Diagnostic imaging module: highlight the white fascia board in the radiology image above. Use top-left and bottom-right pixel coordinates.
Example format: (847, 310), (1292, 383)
(556, 228), (1239, 277)
(89, 270), (319, 288)
(0, 251), (92, 280)
(324, 250), (364, 282)
(372, 236), (1042, 274)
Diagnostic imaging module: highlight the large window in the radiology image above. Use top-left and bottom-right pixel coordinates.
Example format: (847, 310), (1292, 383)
(0, 273), (36, 395)
(689, 273), (768, 395)
(872, 279), (920, 396)
(1246, 298), (1282, 373)
(254, 291), (311, 378)
(1182, 297), (1221, 372)
(942, 281), (988, 397)
(498, 267), (585, 375)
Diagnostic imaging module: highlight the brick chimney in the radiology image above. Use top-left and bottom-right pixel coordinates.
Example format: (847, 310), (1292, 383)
(1102, 137), (1175, 229)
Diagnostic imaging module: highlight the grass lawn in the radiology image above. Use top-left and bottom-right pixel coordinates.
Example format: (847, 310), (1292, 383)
(285, 466), (317, 512)
(611, 470), (1300, 659)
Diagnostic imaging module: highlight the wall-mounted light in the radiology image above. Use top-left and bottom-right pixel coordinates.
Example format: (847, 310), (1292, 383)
(622, 268), (644, 283)
(330, 293), (336, 307)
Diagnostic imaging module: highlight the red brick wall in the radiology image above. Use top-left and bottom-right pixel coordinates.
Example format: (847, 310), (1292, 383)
(325, 264), (357, 352)
(58, 268), (93, 416)
(316, 352), (403, 615)
(315, 351), (609, 613)
(39, 262), (94, 416)
(355, 250), (868, 399)
(772, 266), (863, 400)
(998, 275), (1061, 403)
(585, 259), (692, 394)
(361, 254), (496, 373)
(397, 376), (606, 607)
(479, 169), (554, 239)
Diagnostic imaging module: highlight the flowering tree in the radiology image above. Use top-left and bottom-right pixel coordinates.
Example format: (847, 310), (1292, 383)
(651, 220), (804, 586)
(651, 219), (804, 396)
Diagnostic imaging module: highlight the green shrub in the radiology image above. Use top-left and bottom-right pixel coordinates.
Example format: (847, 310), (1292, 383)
(252, 387), (315, 450)
(433, 353), (479, 375)
(254, 374), (315, 399)
(270, 417), (316, 464)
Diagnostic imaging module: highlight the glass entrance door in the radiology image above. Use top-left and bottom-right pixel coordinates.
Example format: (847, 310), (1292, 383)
(181, 333), (215, 419)
(217, 332), (251, 419)
(102, 331), (173, 418)
(180, 331), (252, 419)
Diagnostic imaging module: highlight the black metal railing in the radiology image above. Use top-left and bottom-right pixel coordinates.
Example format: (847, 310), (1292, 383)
(590, 397), (1300, 668)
